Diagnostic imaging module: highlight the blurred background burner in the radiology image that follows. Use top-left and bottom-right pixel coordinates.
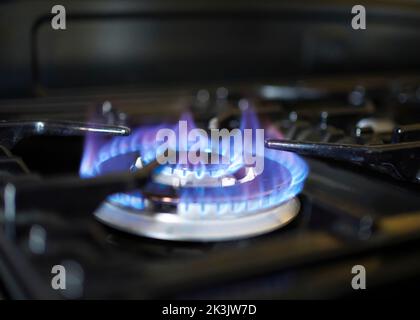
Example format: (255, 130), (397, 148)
(81, 109), (308, 241)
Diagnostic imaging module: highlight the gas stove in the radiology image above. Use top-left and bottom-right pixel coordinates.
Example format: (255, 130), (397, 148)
(79, 104), (307, 242)
(1, 77), (420, 299)
(2, 0), (420, 301)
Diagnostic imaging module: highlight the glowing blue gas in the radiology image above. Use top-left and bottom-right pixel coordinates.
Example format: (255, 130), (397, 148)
(80, 109), (308, 217)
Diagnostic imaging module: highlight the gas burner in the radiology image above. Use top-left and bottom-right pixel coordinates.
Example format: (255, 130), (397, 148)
(95, 197), (300, 241)
(80, 111), (308, 241)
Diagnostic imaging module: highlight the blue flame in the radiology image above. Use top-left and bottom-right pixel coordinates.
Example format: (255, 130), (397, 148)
(80, 124), (170, 178)
(80, 124), (173, 211)
(174, 106), (308, 217)
(80, 109), (308, 216)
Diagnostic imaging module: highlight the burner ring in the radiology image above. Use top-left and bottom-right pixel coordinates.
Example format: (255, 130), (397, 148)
(95, 197), (300, 241)
(145, 156), (298, 218)
(95, 151), (306, 219)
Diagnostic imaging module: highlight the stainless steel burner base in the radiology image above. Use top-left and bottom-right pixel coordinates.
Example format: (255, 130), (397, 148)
(94, 197), (300, 242)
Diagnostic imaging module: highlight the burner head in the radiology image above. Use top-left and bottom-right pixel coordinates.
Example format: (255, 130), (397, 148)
(80, 110), (308, 241)
(152, 151), (241, 187)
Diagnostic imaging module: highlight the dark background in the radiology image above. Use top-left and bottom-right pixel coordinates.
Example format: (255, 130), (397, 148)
(1, 0), (420, 98)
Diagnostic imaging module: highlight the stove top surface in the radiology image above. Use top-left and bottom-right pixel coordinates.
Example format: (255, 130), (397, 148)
(1, 76), (420, 299)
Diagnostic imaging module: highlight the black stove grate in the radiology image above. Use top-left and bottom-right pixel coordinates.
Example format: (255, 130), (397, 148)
(1, 78), (420, 299)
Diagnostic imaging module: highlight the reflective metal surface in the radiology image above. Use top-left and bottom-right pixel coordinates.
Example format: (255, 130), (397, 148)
(95, 197), (300, 242)
(0, 120), (130, 148)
